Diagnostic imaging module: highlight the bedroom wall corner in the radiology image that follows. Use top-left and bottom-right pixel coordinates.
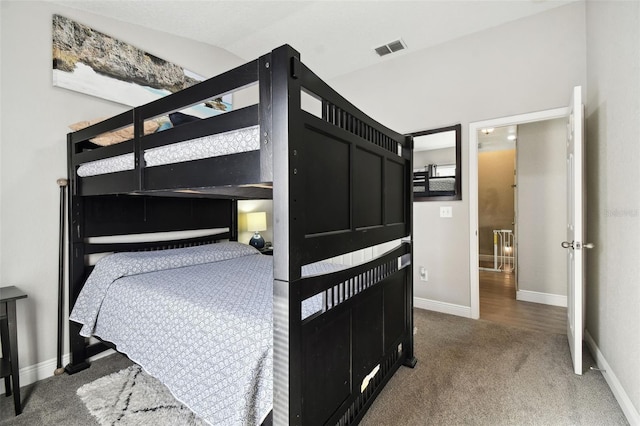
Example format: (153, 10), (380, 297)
(585, 0), (640, 420)
(0, 0), (246, 381)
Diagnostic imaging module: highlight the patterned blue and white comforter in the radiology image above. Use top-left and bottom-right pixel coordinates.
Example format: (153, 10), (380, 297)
(70, 242), (339, 426)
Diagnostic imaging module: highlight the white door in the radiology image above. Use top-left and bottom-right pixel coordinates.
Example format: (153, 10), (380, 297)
(564, 86), (586, 375)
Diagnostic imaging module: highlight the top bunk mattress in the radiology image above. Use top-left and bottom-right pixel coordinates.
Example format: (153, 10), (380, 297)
(429, 177), (455, 192)
(77, 125), (260, 177)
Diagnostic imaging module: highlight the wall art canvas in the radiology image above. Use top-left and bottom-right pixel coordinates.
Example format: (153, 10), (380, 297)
(52, 15), (231, 117)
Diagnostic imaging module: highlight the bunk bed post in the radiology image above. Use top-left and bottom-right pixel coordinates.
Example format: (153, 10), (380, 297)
(65, 133), (90, 374)
(259, 52), (273, 182)
(133, 108), (145, 191)
(230, 200), (239, 241)
(269, 44), (303, 425)
(403, 135), (417, 368)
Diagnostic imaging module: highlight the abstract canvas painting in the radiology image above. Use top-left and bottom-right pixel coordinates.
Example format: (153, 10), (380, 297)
(52, 15), (231, 117)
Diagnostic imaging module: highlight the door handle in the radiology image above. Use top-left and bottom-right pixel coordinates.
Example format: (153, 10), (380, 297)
(562, 241), (595, 250)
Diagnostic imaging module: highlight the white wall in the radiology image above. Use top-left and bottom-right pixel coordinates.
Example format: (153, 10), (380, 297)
(585, 1), (640, 421)
(414, 147), (455, 169)
(516, 118), (567, 299)
(0, 1), (244, 380)
(331, 2), (586, 312)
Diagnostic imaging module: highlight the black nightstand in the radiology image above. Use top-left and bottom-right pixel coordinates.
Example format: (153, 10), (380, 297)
(259, 247), (273, 255)
(1, 286), (27, 416)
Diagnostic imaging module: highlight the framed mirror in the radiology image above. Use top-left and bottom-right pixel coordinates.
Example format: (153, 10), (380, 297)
(410, 124), (462, 201)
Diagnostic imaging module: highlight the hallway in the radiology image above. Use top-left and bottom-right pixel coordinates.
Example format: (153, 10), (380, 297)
(479, 269), (567, 334)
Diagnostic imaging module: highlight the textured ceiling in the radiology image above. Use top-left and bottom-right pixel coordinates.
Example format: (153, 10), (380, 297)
(53, 0), (576, 79)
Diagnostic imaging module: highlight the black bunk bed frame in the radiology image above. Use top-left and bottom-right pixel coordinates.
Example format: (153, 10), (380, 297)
(66, 45), (415, 425)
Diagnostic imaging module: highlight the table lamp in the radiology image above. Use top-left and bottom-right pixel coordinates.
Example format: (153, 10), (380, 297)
(246, 211), (267, 249)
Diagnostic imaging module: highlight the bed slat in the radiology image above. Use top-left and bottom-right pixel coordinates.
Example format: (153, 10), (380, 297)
(83, 233), (231, 255)
(73, 140), (134, 166)
(142, 105), (259, 150)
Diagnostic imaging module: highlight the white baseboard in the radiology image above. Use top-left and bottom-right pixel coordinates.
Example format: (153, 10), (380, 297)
(0, 349), (115, 394)
(414, 297), (472, 318)
(516, 289), (567, 307)
(0, 353), (67, 395)
(585, 330), (640, 426)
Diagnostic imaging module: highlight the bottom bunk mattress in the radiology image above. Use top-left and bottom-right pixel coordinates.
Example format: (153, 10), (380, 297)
(70, 242), (337, 426)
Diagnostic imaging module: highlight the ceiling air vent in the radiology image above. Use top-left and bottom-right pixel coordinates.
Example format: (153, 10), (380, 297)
(374, 39), (407, 57)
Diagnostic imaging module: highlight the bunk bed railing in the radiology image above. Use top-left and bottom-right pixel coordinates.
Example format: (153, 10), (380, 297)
(69, 59), (260, 148)
(298, 61), (406, 154)
(70, 105), (260, 170)
(299, 244), (409, 307)
(136, 59), (259, 119)
(70, 110), (135, 148)
(142, 105), (259, 151)
(69, 59), (263, 195)
(287, 244), (412, 425)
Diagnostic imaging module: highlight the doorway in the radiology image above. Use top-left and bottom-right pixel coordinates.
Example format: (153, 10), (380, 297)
(477, 126), (517, 275)
(469, 108), (569, 329)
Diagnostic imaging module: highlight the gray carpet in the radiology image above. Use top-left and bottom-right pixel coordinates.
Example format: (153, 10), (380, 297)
(0, 310), (628, 425)
(360, 310), (628, 425)
(0, 352), (133, 425)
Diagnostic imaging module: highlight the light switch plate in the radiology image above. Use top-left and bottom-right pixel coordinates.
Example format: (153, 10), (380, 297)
(419, 266), (428, 281)
(440, 206), (453, 218)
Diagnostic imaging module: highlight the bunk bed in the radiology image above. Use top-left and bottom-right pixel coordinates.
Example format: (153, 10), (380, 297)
(66, 45), (415, 426)
(413, 171), (456, 197)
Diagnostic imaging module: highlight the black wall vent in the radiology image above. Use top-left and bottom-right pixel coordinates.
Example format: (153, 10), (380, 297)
(374, 39), (407, 57)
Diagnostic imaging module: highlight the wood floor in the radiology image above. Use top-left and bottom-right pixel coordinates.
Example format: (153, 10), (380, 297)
(479, 268), (567, 334)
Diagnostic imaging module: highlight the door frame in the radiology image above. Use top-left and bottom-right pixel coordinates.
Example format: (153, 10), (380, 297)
(469, 107), (568, 319)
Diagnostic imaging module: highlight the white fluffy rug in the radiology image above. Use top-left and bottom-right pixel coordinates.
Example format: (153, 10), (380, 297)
(77, 364), (206, 425)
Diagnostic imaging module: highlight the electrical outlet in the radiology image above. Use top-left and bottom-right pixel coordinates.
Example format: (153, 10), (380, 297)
(440, 206), (453, 218)
(419, 266), (428, 282)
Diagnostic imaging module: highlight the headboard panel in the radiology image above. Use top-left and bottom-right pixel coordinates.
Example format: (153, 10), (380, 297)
(288, 63), (411, 270)
(68, 194), (237, 306)
(74, 195), (236, 239)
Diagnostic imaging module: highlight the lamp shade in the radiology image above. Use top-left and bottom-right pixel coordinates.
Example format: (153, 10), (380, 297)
(246, 212), (267, 232)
